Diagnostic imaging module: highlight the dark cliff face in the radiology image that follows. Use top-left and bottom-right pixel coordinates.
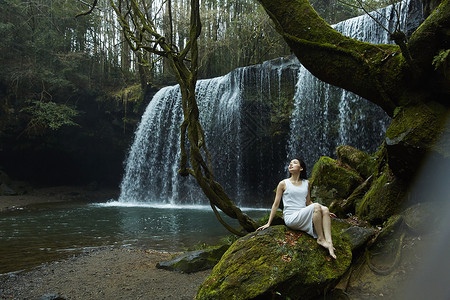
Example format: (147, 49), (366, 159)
(0, 86), (157, 187)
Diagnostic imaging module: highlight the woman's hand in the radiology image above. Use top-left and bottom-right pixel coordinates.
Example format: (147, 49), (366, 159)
(330, 212), (337, 218)
(256, 223), (270, 231)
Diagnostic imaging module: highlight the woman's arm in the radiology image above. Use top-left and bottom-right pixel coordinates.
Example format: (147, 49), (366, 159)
(306, 180), (312, 206)
(257, 180), (285, 231)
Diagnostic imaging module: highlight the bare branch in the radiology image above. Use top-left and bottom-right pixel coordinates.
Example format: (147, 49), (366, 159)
(75, 0), (98, 18)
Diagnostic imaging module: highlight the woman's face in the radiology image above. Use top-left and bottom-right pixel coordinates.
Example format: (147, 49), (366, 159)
(288, 159), (303, 173)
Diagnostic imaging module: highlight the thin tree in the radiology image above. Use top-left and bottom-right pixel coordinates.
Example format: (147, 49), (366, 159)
(78, 0), (258, 234)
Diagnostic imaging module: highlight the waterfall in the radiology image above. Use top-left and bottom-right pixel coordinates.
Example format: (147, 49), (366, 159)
(119, 0), (422, 207)
(287, 0), (422, 172)
(119, 57), (300, 206)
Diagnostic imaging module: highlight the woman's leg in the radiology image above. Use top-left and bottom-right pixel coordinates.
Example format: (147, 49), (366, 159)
(321, 205), (332, 244)
(313, 204), (336, 259)
(313, 204), (327, 245)
(321, 205), (336, 259)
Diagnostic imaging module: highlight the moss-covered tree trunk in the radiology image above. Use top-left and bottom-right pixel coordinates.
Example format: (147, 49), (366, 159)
(174, 0), (258, 233)
(258, 0), (449, 180)
(109, 0), (258, 234)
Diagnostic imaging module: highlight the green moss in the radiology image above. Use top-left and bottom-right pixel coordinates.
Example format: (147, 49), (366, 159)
(384, 102), (449, 178)
(385, 102), (447, 147)
(196, 226), (352, 299)
(356, 165), (405, 224)
(270, 94), (295, 137)
(258, 210), (285, 226)
(310, 156), (363, 206)
(336, 145), (377, 179)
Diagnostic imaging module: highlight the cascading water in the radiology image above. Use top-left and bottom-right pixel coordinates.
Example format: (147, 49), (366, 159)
(287, 0), (423, 171)
(119, 56), (300, 206)
(119, 0), (422, 207)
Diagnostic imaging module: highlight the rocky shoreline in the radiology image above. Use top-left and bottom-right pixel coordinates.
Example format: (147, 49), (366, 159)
(0, 185), (119, 212)
(0, 186), (212, 300)
(0, 247), (210, 299)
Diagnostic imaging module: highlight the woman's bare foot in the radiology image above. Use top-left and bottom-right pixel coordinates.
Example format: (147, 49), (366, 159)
(317, 238), (337, 259)
(328, 244), (336, 259)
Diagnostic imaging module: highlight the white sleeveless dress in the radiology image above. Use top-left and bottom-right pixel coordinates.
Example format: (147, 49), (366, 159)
(282, 179), (317, 238)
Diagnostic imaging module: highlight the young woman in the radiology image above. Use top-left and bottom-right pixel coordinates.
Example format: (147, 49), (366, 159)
(257, 158), (336, 259)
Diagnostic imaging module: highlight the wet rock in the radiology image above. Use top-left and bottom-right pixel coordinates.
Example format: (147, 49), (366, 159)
(342, 226), (376, 251)
(196, 225), (352, 300)
(156, 244), (229, 273)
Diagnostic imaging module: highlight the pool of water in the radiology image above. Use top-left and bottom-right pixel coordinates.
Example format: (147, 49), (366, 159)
(0, 201), (268, 274)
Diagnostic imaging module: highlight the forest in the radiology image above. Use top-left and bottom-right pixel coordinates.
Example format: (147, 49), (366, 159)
(1, 0), (449, 299)
(0, 0), (384, 188)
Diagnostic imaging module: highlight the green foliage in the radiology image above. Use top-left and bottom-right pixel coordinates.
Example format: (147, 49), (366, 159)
(20, 100), (79, 135)
(310, 0), (362, 23)
(198, 2), (291, 78)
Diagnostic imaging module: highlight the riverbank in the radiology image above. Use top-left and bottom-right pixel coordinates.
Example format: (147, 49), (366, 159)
(0, 186), (119, 212)
(0, 247), (210, 299)
(0, 186), (212, 299)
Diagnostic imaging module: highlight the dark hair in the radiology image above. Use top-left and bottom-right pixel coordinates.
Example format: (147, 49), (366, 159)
(292, 158), (307, 179)
(299, 159), (307, 179)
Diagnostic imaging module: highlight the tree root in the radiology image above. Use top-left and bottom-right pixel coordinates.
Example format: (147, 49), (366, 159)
(210, 203), (246, 237)
(365, 232), (405, 275)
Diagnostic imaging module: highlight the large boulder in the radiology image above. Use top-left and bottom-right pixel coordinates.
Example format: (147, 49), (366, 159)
(196, 225), (352, 300)
(310, 156), (363, 206)
(384, 102), (449, 180)
(336, 145), (377, 179)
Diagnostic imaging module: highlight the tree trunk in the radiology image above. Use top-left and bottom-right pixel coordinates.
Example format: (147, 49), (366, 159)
(174, 0), (259, 234)
(257, 0), (449, 218)
(257, 0), (449, 116)
(110, 0), (259, 234)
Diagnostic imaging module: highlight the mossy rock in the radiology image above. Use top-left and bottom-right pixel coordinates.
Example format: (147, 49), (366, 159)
(156, 244), (230, 273)
(196, 225), (352, 300)
(258, 210), (285, 226)
(329, 175), (374, 218)
(356, 167), (406, 224)
(385, 102), (449, 179)
(310, 156), (363, 206)
(336, 145), (377, 179)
